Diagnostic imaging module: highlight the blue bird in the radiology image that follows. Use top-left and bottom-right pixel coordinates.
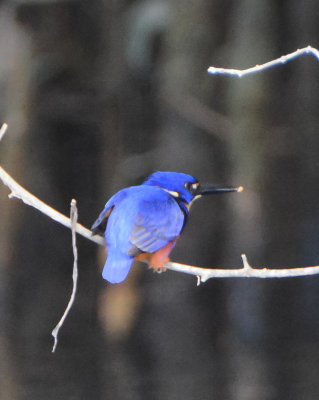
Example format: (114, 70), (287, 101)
(91, 171), (242, 283)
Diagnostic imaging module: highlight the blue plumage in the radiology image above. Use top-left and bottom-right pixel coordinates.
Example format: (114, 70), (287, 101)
(91, 171), (239, 283)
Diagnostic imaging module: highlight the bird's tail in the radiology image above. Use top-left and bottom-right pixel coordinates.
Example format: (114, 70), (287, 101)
(102, 250), (134, 284)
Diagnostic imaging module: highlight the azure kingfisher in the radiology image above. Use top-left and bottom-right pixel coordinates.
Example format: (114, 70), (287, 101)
(91, 171), (242, 284)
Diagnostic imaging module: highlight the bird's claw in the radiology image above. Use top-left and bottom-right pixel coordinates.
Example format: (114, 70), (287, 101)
(148, 265), (167, 274)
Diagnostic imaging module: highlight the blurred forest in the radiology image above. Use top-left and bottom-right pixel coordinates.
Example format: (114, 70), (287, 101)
(0, 0), (319, 399)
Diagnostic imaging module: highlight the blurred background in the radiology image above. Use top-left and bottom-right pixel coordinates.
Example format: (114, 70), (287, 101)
(0, 0), (319, 399)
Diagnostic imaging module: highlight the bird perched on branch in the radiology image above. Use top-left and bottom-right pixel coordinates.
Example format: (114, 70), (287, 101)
(91, 171), (242, 283)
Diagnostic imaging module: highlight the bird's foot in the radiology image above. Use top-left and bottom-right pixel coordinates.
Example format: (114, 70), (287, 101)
(148, 257), (169, 274)
(152, 266), (167, 274)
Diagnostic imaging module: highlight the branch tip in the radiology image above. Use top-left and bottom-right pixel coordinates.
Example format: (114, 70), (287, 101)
(0, 122), (8, 141)
(241, 254), (251, 270)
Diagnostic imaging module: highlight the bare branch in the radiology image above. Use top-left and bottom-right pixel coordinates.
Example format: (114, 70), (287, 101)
(51, 199), (79, 353)
(208, 45), (319, 77)
(165, 254), (319, 285)
(0, 165), (104, 246)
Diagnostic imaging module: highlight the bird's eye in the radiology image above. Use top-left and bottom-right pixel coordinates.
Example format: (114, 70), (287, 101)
(185, 182), (199, 194)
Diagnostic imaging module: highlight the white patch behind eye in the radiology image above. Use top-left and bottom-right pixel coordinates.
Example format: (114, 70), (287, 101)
(162, 188), (180, 198)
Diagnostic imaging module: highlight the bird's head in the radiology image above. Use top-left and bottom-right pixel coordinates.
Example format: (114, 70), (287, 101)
(143, 171), (242, 208)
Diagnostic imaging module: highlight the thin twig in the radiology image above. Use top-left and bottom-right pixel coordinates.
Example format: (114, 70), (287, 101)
(51, 199), (79, 352)
(0, 122), (8, 141)
(208, 45), (319, 77)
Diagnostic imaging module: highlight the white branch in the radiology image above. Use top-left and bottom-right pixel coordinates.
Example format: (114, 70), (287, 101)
(207, 45), (319, 77)
(51, 199), (79, 353)
(166, 254), (319, 285)
(1, 123), (319, 284)
(0, 122), (8, 141)
(0, 164), (104, 246)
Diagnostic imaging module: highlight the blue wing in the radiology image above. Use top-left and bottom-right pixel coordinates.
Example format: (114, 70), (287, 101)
(129, 192), (184, 253)
(103, 186), (184, 254)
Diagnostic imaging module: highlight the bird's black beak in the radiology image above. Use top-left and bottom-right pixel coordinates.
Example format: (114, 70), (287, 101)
(198, 184), (243, 196)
